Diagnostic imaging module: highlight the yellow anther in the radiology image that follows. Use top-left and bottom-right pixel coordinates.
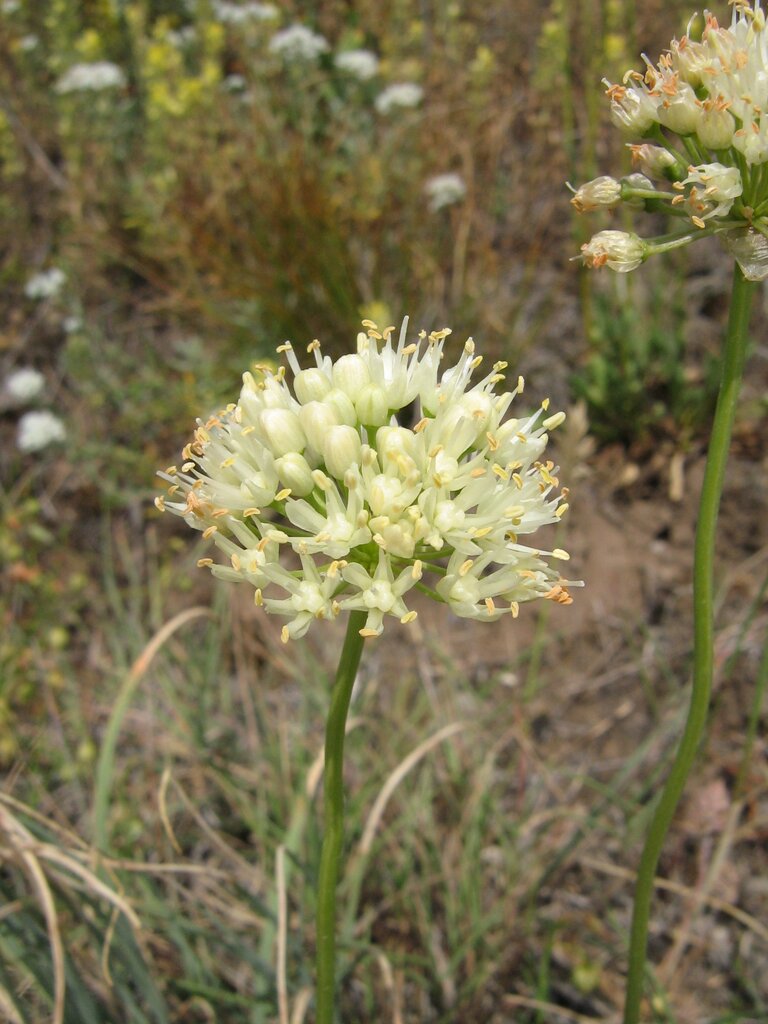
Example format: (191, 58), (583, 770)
(556, 503), (569, 518)
(197, 558), (214, 568)
(400, 610), (418, 624)
(231, 554), (241, 570)
(458, 558), (474, 577)
(360, 627), (380, 637)
(154, 496), (165, 512)
(484, 597), (496, 615)
(202, 525), (218, 539)
(275, 488), (292, 501)
(552, 548), (570, 560)
(165, 465), (178, 476)
(281, 626), (290, 644)
(512, 472), (524, 488)
(243, 507), (261, 517)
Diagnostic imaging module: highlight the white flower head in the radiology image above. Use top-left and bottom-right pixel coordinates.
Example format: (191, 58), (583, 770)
(4, 367), (45, 403)
(268, 24), (329, 61)
(582, 2), (768, 277)
(425, 173), (467, 212)
(24, 267), (66, 300)
(374, 82), (423, 114)
(335, 49), (379, 80)
(55, 61), (126, 93)
(158, 320), (579, 641)
(212, 1), (278, 24)
(17, 410), (66, 452)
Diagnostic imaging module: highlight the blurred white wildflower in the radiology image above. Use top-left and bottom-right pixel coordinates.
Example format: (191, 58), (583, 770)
(4, 368), (45, 404)
(425, 173), (467, 212)
(158, 319), (579, 641)
(575, 1), (768, 278)
(269, 25), (329, 61)
(374, 82), (423, 114)
(24, 267), (66, 300)
(19, 34), (39, 51)
(335, 49), (379, 80)
(55, 61), (126, 93)
(17, 410), (66, 453)
(63, 315), (83, 333)
(166, 25), (196, 47)
(222, 74), (247, 91)
(212, 1), (278, 24)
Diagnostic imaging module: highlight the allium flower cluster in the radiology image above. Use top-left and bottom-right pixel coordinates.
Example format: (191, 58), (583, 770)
(573, 1), (768, 279)
(55, 61), (126, 94)
(4, 367), (45, 404)
(17, 410), (67, 453)
(374, 83), (423, 114)
(212, 1), (277, 24)
(335, 49), (380, 80)
(24, 267), (66, 300)
(425, 173), (468, 212)
(157, 321), (578, 641)
(268, 25), (329, 62)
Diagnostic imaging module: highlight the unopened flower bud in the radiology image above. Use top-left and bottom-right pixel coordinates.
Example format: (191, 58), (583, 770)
(332, 354), (371, 396)
(580, 230), (647, 272)
(275, 452), (315, 496)
(294, 367), (332, 404)
(355, 382), (389, 426)
(628, 143), (678, 180)
(697, 104), (736, 150)
(657, 82), (699, 135)
(298, 400), (340, 440)
(569, 175), (622, 212)
(323, 425), (363, 479)
(323, 388), (358, 425)
(260, 408), (307, 456)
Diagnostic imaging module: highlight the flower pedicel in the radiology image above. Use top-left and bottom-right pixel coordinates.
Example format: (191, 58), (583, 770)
(157, 319), (579, 640)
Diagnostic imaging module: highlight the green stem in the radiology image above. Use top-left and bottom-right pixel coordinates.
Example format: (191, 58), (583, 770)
(315, 610), (367, 1024)
(622, 265), (755, 1024)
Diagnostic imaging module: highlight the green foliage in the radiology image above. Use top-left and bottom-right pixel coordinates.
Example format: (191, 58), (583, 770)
(571, 273), (720, 447)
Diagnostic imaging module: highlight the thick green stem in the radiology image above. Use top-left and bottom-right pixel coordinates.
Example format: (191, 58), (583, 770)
(623, 265), (755, 1024)
(315, 610), (367, 1024)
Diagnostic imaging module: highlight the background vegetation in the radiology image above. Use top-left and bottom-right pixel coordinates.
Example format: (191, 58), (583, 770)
(1, 1), (767, 1021)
